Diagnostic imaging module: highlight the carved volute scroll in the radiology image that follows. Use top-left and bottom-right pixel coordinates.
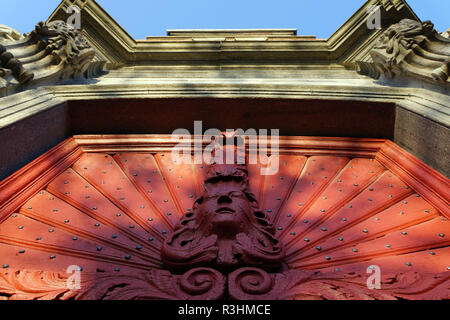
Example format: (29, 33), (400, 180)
(360, 19), (450, 84)
(0, 25), (33, 84)
(0, 25), (22, 41)
(161, 132), (285, 272)
(30, 21), (95, 79)
(0, 20), (102, 95)
(0, 44), (34, 84)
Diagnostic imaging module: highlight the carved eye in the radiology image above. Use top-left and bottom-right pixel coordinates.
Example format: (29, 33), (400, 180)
(204, 196), (216, 202)
(230, 191), (245, 199)
(254, 211), (265, 219)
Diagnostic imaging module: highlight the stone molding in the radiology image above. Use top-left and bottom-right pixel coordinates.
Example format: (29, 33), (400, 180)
(0, 79), (447, 129)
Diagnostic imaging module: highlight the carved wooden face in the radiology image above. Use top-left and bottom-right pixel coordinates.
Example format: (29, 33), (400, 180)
(199, 182), (254, 235)
(161, 177), (285, 273)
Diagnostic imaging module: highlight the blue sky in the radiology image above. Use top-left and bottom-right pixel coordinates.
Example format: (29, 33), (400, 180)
(0, 0), (448, 39)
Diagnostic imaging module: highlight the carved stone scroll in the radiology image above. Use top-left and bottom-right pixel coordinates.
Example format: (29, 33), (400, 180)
(0, 44), (34, 84)
(0, 25), (23, 41)
(359, 19), (450, 84)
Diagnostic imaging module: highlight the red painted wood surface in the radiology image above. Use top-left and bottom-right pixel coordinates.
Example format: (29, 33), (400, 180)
(0, 136), (448, 299)
(1, 151), (448, 274)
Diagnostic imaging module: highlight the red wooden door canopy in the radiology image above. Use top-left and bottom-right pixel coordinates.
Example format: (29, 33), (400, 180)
(0, 135), (448, 300)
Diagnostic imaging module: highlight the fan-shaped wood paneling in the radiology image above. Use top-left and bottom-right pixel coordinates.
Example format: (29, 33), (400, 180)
(0, 136), (448, 299)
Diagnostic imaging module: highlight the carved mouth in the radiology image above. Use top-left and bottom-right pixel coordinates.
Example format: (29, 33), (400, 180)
(216, 207), (236, 214)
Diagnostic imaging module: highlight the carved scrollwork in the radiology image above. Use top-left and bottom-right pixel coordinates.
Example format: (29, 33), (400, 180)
(30, 21), (95, 79)
(228, 267), (319, 300)
(2, 268), (448, 300)
(0, 268), (226, 300)
(228, 267), (450, 300)
(178, 268), (226, 300)
(229, 267), (274, 299)
(0, 45), (34, 84)
(0, 25), (22, 41)
(78, 268), (226, 300)
(362, 19), (450, 84)
(0, 20), (101, 95)
(0, 269), (77, 300)
(287, 270), (450, 300)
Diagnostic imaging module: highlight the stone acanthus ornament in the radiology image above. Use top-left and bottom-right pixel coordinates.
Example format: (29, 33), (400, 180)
(0, 20), (102, 96)
(0, 25), (23, 41)
(358, 19), (450, 84)
(442, 29), (450, 39)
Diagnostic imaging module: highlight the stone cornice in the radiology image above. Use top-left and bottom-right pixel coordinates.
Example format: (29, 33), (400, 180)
(0, 78), (448, 131)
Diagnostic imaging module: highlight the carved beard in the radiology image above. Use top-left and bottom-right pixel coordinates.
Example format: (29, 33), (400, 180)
(161, 195), (285, 273)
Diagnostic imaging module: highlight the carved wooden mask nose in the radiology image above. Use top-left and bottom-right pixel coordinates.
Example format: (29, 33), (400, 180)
(217, 194), (232, 204)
